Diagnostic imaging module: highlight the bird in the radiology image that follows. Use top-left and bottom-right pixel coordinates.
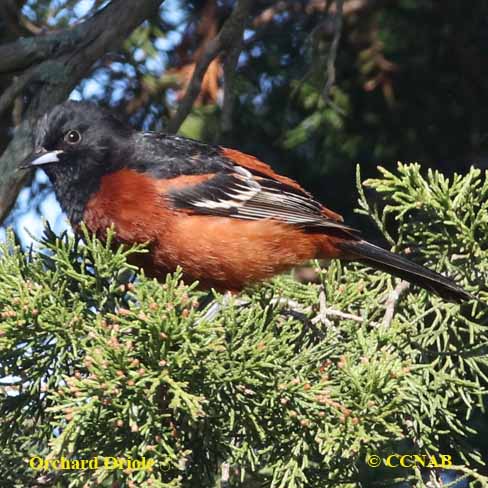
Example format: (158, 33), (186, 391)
(20, 101), (472, 302)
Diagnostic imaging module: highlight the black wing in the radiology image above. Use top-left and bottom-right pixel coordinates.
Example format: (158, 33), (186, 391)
(169, 165), (358, 234)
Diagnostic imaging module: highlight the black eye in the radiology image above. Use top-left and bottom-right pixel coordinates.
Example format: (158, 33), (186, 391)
(64, 130), (81, 145)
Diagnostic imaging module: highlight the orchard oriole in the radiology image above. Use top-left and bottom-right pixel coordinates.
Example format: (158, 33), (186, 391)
(20, 101), (472, 302)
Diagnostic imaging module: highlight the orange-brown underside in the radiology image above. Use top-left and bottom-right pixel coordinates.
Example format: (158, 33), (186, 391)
(83, 166), (347, 291)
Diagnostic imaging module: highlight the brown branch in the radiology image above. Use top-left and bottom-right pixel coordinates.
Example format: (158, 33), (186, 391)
(0, 67), (37, 117)
(221, 34), (243, 134)
(382, 280), (410, 328)
(270, 297), (364, 323)
(0, 0), (33, 38)
(322, 0), (343, 103)
(0, 0), (165, 224)
(0, 0), (163, 74)
(313, 286), (333, 326)
(253, 0), (388, 27)
(308, 0), (389, 15)
(0, 0), (163, 75)
(312, 307), (363, 323)
(167, 0), (254, 134)
(0, 28), (82, 75)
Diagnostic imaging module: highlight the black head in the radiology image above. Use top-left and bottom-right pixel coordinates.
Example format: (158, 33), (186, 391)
(20, 101), (134, 222)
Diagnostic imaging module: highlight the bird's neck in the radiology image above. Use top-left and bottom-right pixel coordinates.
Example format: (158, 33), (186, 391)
(47, 169), (101, 225)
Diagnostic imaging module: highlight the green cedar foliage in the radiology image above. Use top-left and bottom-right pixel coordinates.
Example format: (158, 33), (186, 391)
(0, 164), (487, 488)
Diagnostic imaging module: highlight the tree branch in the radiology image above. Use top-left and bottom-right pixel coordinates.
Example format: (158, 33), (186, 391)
(0, 0), (165, 224)
(0, 67), (37, 117)
(221, 33), (244, 135)
(322, 0), (343, 103)
(167, 0), (254, 134)
(313, 286), (333, 326)
(0, 26), (83, 75)
(270, 297), (364, 323)
(312, 307), (363, 323)
(253, 0), (387, 27)
(0, 0), (32, 38)
(382, 280), (410, 327)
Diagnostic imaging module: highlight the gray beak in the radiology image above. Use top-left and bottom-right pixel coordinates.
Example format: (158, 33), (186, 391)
(18, 148), (64, 170)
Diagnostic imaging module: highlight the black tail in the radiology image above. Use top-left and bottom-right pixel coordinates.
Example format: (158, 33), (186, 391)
(338, 240), (474, 303)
